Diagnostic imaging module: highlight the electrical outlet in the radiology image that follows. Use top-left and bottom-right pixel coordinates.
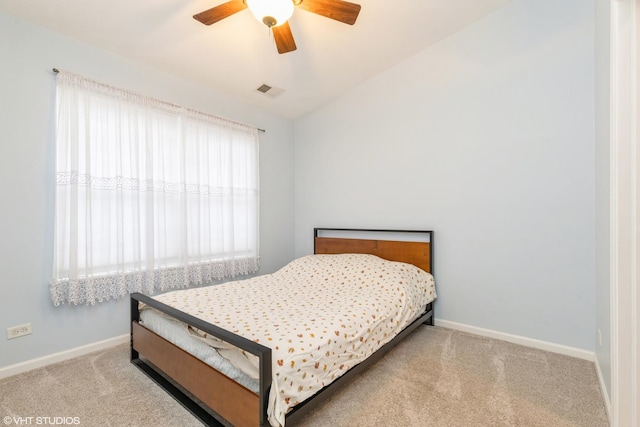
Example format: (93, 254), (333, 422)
(7, 323), (32, 339)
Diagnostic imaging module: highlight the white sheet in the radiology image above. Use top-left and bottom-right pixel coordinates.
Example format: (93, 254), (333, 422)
(139, 307), (259, 392)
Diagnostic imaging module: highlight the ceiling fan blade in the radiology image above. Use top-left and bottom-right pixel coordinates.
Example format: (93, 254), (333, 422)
(273, 22), (297, 54)
(193, 0), (248, 25)
(297, 0), (361, 25)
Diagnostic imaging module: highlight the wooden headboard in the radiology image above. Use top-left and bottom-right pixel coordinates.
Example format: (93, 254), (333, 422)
(314, 228), (433, 274)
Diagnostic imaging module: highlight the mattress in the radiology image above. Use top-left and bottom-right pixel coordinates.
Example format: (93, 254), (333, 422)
(141, 253), (436, 426)
(139, 306), (260, 393)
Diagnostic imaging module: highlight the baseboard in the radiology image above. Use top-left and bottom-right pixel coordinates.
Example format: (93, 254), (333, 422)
(0, 334), (129, 380)
(594, 354), (612, 424)
(434, 319), (595, 361)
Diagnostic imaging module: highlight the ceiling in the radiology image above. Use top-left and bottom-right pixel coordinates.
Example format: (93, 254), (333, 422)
(0, 0), (511, 119)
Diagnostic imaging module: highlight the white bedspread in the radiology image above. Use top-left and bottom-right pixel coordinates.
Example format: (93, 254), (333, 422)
(150, 253), (436, 426)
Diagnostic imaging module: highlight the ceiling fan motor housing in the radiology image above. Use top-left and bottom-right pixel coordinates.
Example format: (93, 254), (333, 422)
(263, 16), (277, 27)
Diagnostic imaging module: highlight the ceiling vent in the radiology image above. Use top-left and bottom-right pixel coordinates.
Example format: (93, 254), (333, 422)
(255, 83), (285, 99)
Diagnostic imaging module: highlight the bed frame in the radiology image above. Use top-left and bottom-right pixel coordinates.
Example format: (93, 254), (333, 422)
(130, 228), (434, 426)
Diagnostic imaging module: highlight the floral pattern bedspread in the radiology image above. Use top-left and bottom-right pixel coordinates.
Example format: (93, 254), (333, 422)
(150, 253), (436, 427)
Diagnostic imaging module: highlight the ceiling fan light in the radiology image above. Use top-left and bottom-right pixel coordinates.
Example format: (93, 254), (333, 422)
(246, 0), (294, 28)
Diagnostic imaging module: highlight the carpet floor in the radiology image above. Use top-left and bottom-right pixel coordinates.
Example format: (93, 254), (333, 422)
(0, 326), (608, 427)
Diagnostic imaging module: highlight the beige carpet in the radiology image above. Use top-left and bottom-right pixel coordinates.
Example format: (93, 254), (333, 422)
(0, 326), (608, 427)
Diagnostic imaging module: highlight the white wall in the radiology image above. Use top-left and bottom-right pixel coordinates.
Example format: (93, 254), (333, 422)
(0, 12), (295, 369)
(294, 0), (596, 351)
(594, 0), (611, 402)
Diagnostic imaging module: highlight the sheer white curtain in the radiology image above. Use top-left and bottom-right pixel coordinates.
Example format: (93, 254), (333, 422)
(52, 71), (260, 306)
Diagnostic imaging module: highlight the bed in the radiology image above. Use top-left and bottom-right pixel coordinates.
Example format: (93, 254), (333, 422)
(130, 228), (435, 426)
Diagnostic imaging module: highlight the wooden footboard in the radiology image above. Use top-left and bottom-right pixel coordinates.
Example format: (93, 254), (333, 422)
(130, 293), (272, 427)
(132, 322), (259, 426)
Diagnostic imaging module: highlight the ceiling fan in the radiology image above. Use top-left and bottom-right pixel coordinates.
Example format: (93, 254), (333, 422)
(193, 0), (362, 54)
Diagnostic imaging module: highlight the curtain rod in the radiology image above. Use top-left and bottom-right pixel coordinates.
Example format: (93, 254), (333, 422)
(51, 68), (266, 133)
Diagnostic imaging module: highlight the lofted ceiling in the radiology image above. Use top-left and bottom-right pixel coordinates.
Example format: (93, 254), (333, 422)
(0, 0), (511, 119)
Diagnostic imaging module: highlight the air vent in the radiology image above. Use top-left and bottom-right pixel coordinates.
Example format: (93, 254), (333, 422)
(257, 84), (272, 93)
(255, 83), (285, 99)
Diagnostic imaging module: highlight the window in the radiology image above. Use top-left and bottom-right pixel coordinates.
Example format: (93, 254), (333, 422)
(51, 71), (260, 305)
